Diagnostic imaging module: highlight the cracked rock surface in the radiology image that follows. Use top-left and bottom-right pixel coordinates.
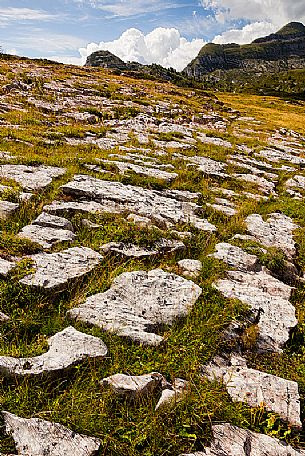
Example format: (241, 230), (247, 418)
(204, 354), (301, 427)
(0, 165), (66, 191)
(59, 175), (216, 231)
(181, 423), (305, 455)
(3, 411), (101, 456)
(20, 247), (102, 289)
(68, 269), (202, 345)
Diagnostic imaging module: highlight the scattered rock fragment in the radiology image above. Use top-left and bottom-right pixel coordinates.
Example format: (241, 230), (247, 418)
(204, 354), (301, 427)
(20, 247), (102, 289)
(101, 372), (163, 397)
(0, 326), (108, 376)
(0, 201), (19, 219)
(155, 378), (188, 410)
(0, 257), (16, 276)
(68, 269), (202, 345)
(178, 259), (202, 278)
(233, 173), (275, 194)
(3, 411), (101, 456)
(101, 239), (185, 258)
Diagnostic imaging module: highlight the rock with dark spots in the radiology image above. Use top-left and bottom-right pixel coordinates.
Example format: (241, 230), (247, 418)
(20, 247), (102, 289)
(0, 165), (65, 191)
(211, 243), (261, 272)
(3, 411), (101, 456)
(101, 239), (185, 258)
(68, 269), (202, 345)
(180, 423), (305, 455)
(215, 269), (297, 352)
(204, 355), (301, 427)
(101, 372), (163, 397)
(0, 201), (19, 219)
(59, 175), (216, 231)
(0, 326), (107, 376)
(246, 213), (298, 258)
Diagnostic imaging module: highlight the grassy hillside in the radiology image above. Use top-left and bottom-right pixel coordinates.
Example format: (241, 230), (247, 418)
(0, 55), (304, 455)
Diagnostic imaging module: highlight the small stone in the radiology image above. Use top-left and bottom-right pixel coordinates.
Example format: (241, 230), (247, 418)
(127, 213), (154, 228)
(101, 372), (163, 397)
(0, 257), (16, 276)
(18, 225), (76, 249)
(204, 355), (301, 427)
(3, 411), (101, 456)
(20, 247), (103, 290)
(178, 259), (202, 278)
(33, 212), (74, 231)
(0, 201), (19, 219)
(81, 219), (101, 229)
(0, 326), (108, 376)
(155, 378), (188, 410)
(68, 269), (202, 345)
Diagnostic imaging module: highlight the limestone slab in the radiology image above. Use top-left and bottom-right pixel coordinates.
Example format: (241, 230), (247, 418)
(0, 326), (107, 376)
(3, 412), (101, 456)
(204, 355), (301, 427)
(20, 247), (102, 289)
(59, 175), (216, 231)
(68, 269), (202, 345)
(211, 243), (261, 272)
(0, 165), (66, 191)
(246, 213), (298, 259)
(181, 423), (305, 455)
(0, 201), (19, 219)
(215, 269), (297, 352)
(101, 372), (163, 397)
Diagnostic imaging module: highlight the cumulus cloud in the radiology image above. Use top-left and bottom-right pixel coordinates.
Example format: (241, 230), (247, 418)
(79, 27), (205, 71)
(213, 21), (277, 44)
(200, 0), (305, 27)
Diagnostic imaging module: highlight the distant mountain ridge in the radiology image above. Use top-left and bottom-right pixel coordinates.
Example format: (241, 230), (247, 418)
(183, 22), (305, 79)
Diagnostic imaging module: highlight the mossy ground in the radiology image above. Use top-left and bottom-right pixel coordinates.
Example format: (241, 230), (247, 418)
(0, 56), (304, 454)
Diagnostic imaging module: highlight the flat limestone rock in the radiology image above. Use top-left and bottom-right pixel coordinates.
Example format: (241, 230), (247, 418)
(60, 175), (216, 231)
(20, 247), (103, 289)
(0, 201), (19, 219)
(257, 148), (305, 166)
(215, 269), (297, 352)
(18, 225), (76, 249)
(286, 175), (305, 191)
(181, 423), (305, 455)
(0, 326), (108, 376)
(204, 355), (301, 427)
(0, 165), (65, 191)
(246, 213), (298, 259)
(101, 372), (163, 397)
(68, 269), (202, 345)
(0, 257), (16, 276)
(3, 411), (101, 456)
(211, 243), (261, 272)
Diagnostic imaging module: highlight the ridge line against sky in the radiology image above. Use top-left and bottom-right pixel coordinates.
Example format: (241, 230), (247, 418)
(0, 1), (304, 71)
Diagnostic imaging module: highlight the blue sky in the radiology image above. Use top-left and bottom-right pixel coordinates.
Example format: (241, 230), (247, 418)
(0, 1), (304, 70)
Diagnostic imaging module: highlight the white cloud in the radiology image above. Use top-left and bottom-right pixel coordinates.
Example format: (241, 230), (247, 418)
(79, 27), (206, 71)
(213, 21), (277, 44)
(200, 0), (305, 27)
(0, 7), (56, 25)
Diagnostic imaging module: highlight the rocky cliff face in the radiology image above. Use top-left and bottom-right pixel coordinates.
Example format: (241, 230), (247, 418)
(184, 22), (305, 79)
